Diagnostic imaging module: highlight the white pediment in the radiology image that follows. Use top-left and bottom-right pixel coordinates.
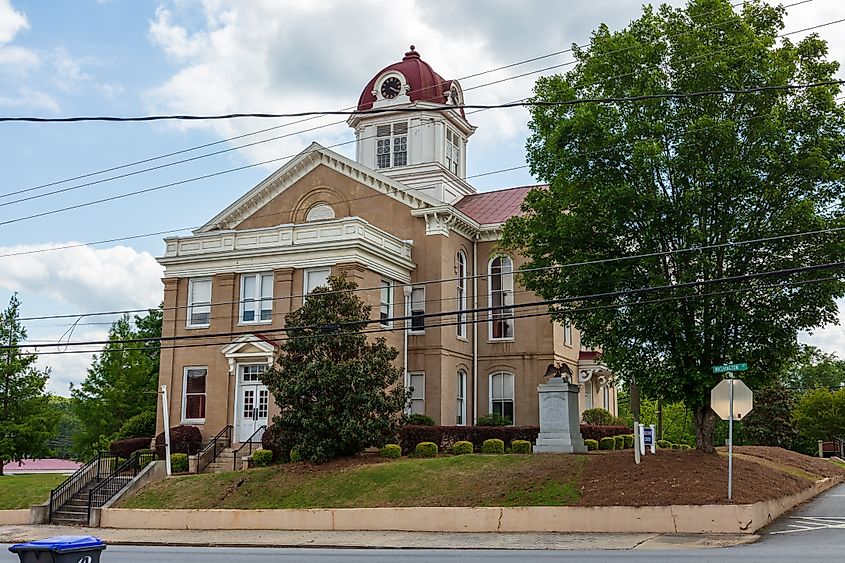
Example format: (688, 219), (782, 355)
(221, 334), (276, 375)
(198, 143), (443, 233)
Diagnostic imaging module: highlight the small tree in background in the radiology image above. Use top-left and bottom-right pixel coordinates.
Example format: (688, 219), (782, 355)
(0, 294), (55, 475)
(262, 274), (409, 464)
(794, 387), (845, 442)
(742, 384), (799, 448)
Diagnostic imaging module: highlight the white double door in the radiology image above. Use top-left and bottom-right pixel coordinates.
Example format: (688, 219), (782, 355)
(235, 364), (269, 443)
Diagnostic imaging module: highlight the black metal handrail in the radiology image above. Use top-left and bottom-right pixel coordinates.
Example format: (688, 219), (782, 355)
(87, 450), (157, 522)
(48, 451), (116, 523)
(196, 425), (232, 473)
(232, 425), (266, 471)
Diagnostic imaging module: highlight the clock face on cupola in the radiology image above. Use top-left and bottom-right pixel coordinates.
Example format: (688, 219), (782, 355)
(380, 76), (402, 99)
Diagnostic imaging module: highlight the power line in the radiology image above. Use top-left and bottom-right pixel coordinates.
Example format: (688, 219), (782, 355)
(14, 221), (845, 323)
(22, 270), (841, 356)
(3, 81), (841, 123)
(11, 259), (845, 350)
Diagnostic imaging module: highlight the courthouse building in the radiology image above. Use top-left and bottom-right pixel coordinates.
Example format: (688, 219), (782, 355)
(155, 47), (617, 443)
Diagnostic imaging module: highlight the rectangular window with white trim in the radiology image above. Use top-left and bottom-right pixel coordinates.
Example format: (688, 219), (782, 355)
(490, 372), (514, 425)
(410, 287), (425, 332)
(182, 367), (207, 422)
(564, 322), (573, 346)
(489, 256), (514, 339)
(446, 128), (460, 175)
(187, 278), (211, 328)
(409, 373), (425, 414)
(380, 280), (392, 327)
(456, 370), (467, 425)
(240, 273), (273, 324)
(304, 268), (331, 303)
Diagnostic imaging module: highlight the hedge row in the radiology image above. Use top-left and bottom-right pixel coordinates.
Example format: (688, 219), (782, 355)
(398, 424), (632, 455)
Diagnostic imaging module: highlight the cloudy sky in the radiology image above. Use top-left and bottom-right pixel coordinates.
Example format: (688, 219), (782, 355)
(1, 0), (844, 394)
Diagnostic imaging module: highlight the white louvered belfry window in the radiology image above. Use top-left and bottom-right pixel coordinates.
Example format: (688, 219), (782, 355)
(446, 129), (460, 175)
(376, 122), (408, 169)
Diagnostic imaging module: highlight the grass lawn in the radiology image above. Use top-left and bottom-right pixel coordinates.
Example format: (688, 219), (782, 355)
(0, 474), (66, 509)
(119, 454), (586, 510)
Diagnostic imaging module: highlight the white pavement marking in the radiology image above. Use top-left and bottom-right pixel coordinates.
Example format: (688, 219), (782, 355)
(770, 516), (845, 534)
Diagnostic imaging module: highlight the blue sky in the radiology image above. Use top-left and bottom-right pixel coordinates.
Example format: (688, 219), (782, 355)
(1, 0), (844, 394)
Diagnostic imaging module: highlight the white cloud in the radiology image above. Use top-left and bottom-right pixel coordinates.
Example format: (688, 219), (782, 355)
(0, 243), (164, 312)
(0, 0), (27, 45)
(0, 87), (59, 112)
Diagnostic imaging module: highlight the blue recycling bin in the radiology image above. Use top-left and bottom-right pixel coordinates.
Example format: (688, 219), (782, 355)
(9, 535), (106, 562)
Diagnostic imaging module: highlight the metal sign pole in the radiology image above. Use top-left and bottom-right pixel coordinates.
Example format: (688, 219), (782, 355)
(161, 385), (172, 477)
(634, 422), (641, 464)
(728, 373), (734, 501)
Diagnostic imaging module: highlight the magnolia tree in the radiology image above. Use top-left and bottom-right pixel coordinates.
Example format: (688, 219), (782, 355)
(261, 274), (409, 463)
(502, 0), (845, 451)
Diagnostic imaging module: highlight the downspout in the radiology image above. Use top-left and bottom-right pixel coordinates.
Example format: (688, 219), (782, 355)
(403, 284), (412, 414)
(472, 236), (479, 425)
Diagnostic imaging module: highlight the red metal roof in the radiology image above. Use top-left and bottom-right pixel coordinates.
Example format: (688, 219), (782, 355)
(454, 185), (542, 225)
(357, 47), (462, 116)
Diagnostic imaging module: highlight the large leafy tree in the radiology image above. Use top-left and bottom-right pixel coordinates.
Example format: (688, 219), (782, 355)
(71, 307), (162, 458)
(0, 294), (55, 475)
(502, 0), (845, 451)
(262, 274), (409, 464)
(784, 344), (845, 390)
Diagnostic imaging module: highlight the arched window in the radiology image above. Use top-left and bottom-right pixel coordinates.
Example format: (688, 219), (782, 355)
(489, 371), (514, 425)
(305, 203), (335, 222)
(456, 369), (467, 425)
(456, 250), (467, 339)
(488, 256), (514, 339)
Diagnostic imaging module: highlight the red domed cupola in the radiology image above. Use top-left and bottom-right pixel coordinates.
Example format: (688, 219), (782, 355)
(357, 46), (464, 117)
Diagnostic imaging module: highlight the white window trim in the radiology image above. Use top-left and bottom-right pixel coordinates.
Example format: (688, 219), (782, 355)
(303, 268), (332, 304)
(457, 370), (467, 426)
(488, 256), (515, 341)
(181, 366), (208, 424)
(457, 251), (467, 341)
(564, 322), (573, 346)
(239, 273), (273, 326)
(409, 372), (425, 414)
(409, 286), (425, 334)
(488, 371), (515, 426)
(376, 121), (409, 169)
(380, 280), (393, 328)
(584, 379), (593, 410)
(186, 278), (212, 329)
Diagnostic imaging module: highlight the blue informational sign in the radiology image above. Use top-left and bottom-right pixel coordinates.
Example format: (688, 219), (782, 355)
(643, 427), (654, 446)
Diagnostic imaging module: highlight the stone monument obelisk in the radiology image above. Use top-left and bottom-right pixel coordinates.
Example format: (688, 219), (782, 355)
(534, 365), (587, 453)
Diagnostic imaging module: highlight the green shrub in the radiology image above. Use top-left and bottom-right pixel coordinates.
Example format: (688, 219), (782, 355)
(656, 439), (671, 449)
(116, 411), (157, 440)
(680, 444), (692, 450)
(599, 437), (616, 450)
(624, 434), (634, 449)
(481, 438), (505, 454)
(252, 449), (274, 467)
(415, 442), (438, 457)
(450, 440), (474, 455)
(581, 408), (615, 425)
(476, 413), (512, 426)
(584, 439), (599, 451)
(670, 443), (681, 450)
(511, 440), (532, 454)
(170, 453), (188, 473)
(380, 444), (402, 459)
(404, 413), (436, 426)
(289, 447), (302, 462)
(614, 436), (625, 450)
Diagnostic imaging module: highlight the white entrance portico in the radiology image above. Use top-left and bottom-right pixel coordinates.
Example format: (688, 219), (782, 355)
(222, 335), (275, 443)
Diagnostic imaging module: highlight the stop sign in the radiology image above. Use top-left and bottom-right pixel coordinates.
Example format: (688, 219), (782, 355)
(710, 379), (753, 421)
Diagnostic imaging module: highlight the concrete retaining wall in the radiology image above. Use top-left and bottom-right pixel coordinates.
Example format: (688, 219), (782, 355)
(99, 475), (840, 534)
(90, 460), (166, 527)
(0, 510), (30, 525)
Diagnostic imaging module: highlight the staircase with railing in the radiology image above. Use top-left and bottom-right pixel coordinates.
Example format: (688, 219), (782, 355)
(232, 425), (266, 471)
(49, 452), (117, 525)
(196, 425), (232, 473)
(87, 450), (157, 522)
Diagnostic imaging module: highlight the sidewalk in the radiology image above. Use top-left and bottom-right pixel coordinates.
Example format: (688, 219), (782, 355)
(0, 525), (758, 550)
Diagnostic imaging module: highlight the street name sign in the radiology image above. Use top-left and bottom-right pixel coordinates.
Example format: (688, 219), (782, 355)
(711, 379), (753, 421)
(712, 363), (748, 374)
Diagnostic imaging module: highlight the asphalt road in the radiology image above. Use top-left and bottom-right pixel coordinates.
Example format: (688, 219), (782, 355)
(2, 483), (843, 562)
